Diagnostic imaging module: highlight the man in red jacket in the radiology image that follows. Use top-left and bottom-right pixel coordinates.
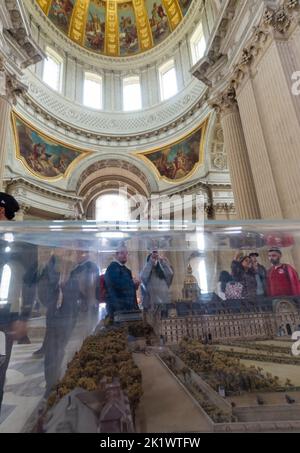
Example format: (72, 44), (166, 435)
(267, 248), (300, 297)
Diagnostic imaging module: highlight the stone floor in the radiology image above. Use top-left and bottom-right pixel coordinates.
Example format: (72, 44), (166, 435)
(0, 314), (100, 433)
(0, 339), (45, 433)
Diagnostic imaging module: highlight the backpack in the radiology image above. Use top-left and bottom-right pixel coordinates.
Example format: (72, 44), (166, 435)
(225, 281), (243, 300)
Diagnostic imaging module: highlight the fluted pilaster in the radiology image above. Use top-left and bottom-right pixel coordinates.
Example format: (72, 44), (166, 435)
(212, 88), (260, 220)
(0, 63), (27, 190)
(236, 78), (283, 218)
(249, 41), (300, 217)
(0, 96), (11, 191)
(232, 0), (300, 218)
(263, 0), (300, 119)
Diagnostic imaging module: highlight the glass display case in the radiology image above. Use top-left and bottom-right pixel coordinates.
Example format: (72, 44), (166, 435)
(0, 220), (300, 433)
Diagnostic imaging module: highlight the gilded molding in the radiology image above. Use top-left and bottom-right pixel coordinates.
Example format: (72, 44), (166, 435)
(34, 0), (190, 57)
(105, 0), (119, 56)
(27, 0), (200, 66)
(11, 111), (93, 181)
(134, 118), (209, 185)
(132, 0), (153, 51)
(68, 0), (90, 46)
(36, 0), (52, 15)
(162, 0), (183, 31)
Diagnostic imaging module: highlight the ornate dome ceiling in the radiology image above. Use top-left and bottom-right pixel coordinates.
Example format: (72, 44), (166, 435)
(36, 0), (193, 57)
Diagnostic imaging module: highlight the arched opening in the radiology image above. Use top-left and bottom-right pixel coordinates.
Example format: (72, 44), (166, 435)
(76, 159), (154, 221)
(95, 193), (130, 221)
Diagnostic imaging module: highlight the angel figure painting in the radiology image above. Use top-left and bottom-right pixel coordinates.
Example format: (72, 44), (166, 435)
(140, 122), (207, 181)
(13, 114), (89, 179)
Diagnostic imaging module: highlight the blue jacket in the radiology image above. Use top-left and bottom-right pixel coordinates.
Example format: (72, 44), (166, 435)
(104, 261), (138, 316)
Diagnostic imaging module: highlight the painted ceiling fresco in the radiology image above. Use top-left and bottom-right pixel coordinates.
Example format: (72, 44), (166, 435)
(12, 113), (91, 180)
(36, 0), (193, 57)
(137, 118), (208, 182)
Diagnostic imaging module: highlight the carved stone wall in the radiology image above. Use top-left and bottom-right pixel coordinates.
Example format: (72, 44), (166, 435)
(192, 0), (300, 220)
(1, 0), (235, 219)
(210, 114), (227, 171)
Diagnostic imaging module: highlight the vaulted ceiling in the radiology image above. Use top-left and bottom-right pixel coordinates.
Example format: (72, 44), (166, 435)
(36, 0), (193, 57)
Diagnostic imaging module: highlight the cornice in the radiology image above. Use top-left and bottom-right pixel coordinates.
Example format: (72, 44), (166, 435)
(17, 71), (209, 143)
(4, 176), (81, 202)
(25, 0), (202, 70)
(0, 0), (43, 104)
(1, 0), (43, 69)
(191, 0), (240, 86)
(157, 178), (232, 197)
(192, 0), (300, 96)
(230, 0), (300, 93)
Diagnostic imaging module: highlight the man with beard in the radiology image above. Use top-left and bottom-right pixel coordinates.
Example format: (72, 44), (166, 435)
(267, 248), (300, 297)
(36, 246), (99, 397)
(140, 250), (173, 310)
(104, 245), (140, 319)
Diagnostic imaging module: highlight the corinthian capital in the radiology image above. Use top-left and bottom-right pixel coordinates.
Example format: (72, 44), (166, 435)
(20, 203), (31, 214)
(209, 86), (238, 117)
(262, 1), (300, 34)
(0, 68), (27, 105)
(6, 75), (27, 105)
(286, 0), (299, 8)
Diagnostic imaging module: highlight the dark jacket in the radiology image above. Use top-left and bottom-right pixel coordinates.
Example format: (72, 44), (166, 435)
(231, 260), (257, 299)
(104, 261), (138, 317)
(37, 256), (99, 328)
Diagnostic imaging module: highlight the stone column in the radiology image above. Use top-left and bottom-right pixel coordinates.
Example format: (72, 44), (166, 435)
(14, 204), (30, 221)
(0, 96), (11, 191)
(0, 64), (22, 191)
(264, 1), (300, 125)
(212, 88), (260, 220)
(232, 2), (300, 219)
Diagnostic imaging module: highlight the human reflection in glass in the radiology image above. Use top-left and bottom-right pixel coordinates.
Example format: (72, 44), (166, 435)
(32, 245), (100, 398)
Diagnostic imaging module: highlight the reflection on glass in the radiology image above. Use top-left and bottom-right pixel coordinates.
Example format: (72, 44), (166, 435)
(0, 221), (299, 434)
(0, 264), (11, 305)
(198, 259), (208, 293)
